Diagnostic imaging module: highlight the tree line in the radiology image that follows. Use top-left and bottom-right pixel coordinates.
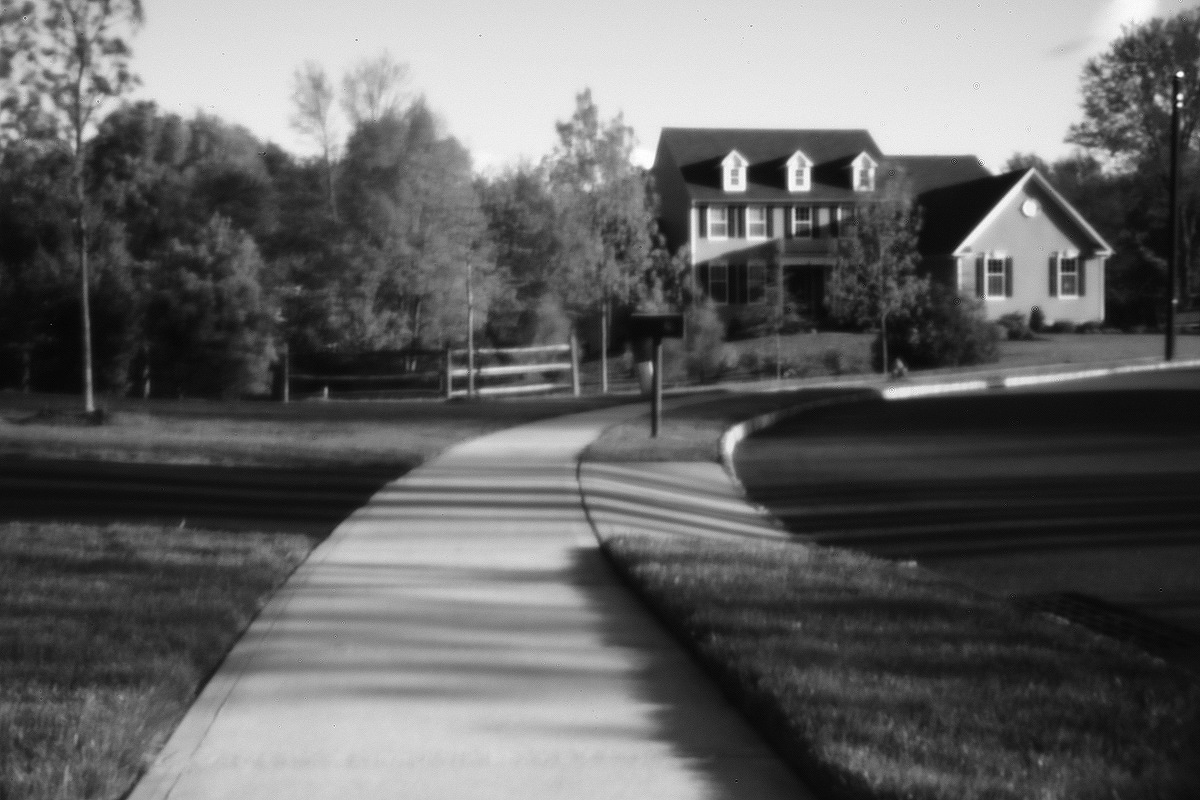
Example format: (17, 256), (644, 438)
(0, 1), (678, 400)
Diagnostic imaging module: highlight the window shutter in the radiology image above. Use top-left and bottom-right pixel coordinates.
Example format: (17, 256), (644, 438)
(785, 207), (793, 239)
(765, 206), (774, 238)
(734, 206), (744, 238)
(1078, 260), (1086, 296)
(727, 206), (737, 238)
(698, 205), (707, 238)
(975, 255), (985, 299)
(1048, 255), (1058, 297)
(1005, 257), (1014, 298)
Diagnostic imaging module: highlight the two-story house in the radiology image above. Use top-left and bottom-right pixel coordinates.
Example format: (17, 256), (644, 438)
(651, 128), (1113, 326)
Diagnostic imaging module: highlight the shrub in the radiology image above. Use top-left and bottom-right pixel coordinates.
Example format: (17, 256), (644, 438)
(997, 312), (1033, 341)
(684, 300), (730, 382)
(1076, 320), (1103, 334)
(1050, 320), (1078, 334)
(1029, 306), (1046, 333)
(822, 347), (846, 375)
(878, 285), (1000, 370)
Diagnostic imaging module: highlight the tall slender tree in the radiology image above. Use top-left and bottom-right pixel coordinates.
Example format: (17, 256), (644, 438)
(341, 51), (408, 127)
(17, 0), (144, 411)
(546, 89), (653, 391)
(290, 60), (340, 221)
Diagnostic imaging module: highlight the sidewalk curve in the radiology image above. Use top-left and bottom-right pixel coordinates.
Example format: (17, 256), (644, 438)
(128, 402), (814, 800)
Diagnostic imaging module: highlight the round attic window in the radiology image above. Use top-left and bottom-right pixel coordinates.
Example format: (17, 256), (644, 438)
(1021, 199), (1040, 218)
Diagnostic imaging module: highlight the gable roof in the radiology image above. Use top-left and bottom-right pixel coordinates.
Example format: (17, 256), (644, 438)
(914, 170), (1026, 255)
(917, 168), (1114, 257)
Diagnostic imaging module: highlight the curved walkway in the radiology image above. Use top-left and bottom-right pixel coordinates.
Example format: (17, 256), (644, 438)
(128, 403), (814, 800)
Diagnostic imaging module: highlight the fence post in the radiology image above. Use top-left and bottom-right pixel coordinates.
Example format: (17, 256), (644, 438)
(444, 346), (453, 400)
(569, 331), (581, 397)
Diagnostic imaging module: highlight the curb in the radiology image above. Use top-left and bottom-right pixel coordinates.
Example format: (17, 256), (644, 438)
(717, 389), (878, 494)
(882, 357), (1200, 400)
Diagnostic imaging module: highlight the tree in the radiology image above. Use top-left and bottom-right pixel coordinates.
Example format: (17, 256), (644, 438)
(13, 0), (144, 412)
(1067, 9), (1200, 307)
(147, 215), (275, 397)
(828, 174), (927, 373)
(290, 60), (339, 220)
(341, 51), (407, 127)
(546, 89), (655, 390)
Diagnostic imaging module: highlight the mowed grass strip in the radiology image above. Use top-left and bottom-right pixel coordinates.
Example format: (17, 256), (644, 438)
(603, 534), (1200, 800)
(0, 393), (629, 468)
(584, 388), (872, 463)
(0, 521), (314, 800)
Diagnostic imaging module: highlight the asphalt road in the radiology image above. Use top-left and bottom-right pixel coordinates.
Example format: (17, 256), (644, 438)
(736, 368), (1200, 649)
(0, 459), (405, 538)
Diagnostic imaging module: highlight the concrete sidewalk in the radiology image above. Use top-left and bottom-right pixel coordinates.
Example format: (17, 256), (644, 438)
(128, 403), (814, 800)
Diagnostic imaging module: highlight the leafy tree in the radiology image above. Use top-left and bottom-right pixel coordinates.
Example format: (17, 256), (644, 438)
(10, 0), (144, 411)
(147, 215), (275, 397)
(546, 88), (655, 389)
(335, 101), (492, 351)
(478, 164), (563, 344)
(828, 174), (927, 373)
(1067, 9), (1200, 310)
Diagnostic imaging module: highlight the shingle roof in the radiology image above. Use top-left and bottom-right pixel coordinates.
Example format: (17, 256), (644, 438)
(887, 155), (991, 194)
(656, 128), (886, 202)
(914, 169), (1027, 255)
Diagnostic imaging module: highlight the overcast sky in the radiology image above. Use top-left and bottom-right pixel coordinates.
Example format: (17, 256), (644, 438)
(130, 0), (1199, 175)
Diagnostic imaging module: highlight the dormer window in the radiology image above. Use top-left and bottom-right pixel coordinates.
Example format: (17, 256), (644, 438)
(722, 150), (748, 193)
(786, 151), (811, 192)
(852, 153), (877, 192)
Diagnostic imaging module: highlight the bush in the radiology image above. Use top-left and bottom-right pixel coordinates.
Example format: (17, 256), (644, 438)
(684, 301), (731, 382)
(1050, 320), (1078, 334)
(997, 312), (1033, 341)
(1029, 306), (1046, 333)
(877, 285), (1000, 370)
(1076, 320), (1103, 334)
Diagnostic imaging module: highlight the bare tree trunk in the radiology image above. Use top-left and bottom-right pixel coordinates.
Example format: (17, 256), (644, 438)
(600, 295), (609, 394)
(77, 179), (95, 414)
(880, 311), (889, 376)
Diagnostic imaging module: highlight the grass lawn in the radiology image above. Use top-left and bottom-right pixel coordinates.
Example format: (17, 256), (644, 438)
(0, 521), (313, 800)
(717, 331), (1200, 383)
(584, 387), (873, 463)
(603, 534), (1200, 800)
(0, 392), (630, 468)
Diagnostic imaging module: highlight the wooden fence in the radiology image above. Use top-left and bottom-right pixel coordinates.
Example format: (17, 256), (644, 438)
(446, 338), (580, 399)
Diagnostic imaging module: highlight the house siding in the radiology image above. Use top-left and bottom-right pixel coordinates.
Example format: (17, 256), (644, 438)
(962, 181), (1105, 324)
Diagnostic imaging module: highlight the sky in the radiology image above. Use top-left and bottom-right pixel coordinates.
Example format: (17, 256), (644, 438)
(129, 0), (1200, 175)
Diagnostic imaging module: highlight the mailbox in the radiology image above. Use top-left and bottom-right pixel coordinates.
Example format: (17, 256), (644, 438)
(629, 312), (684, 341)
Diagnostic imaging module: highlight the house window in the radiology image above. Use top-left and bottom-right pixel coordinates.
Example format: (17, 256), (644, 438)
(708, 263), (728, 305)
(1059, 257), (1079, 297)
(722, 151), (748, 192)
(986, 257), (1007, 298)
(707, 207), (728, 239)
(747, 262), (766, 304)
(747, 206), (767, 239)
(852, 153), (877, 192)
(792, 206), (812, 238)
(787, 151), (811, 192)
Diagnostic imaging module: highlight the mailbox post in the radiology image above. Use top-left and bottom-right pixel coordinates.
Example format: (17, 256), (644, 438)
(629, 312), (684, 437)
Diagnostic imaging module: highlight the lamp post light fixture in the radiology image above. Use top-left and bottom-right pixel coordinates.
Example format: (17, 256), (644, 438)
(1167, 69), (1184, 361)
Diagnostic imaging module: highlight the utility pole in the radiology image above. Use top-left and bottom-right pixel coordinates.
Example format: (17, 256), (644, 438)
(1167, 70), (1183, 361)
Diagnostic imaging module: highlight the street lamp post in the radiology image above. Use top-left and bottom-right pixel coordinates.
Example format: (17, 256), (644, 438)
(1167, 70), (1184, 361)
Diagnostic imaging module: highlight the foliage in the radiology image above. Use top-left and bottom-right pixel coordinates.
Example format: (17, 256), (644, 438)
(828, 174), (928, 371)
(996, 311), (1033, 341)
(1029, 305), (1046, 332)
(340, 51), (408, 127)
(147, 216), (276, 398)
(879, 283), (1000, 369)
(683, 299), (731, 382)
(545, 89), (656, 320)
(1060, 9), (1200, 321)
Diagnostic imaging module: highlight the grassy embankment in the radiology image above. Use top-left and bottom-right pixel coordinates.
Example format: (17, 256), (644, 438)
(0, 392), (630, 800)
(585, 393), (1200, 800)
